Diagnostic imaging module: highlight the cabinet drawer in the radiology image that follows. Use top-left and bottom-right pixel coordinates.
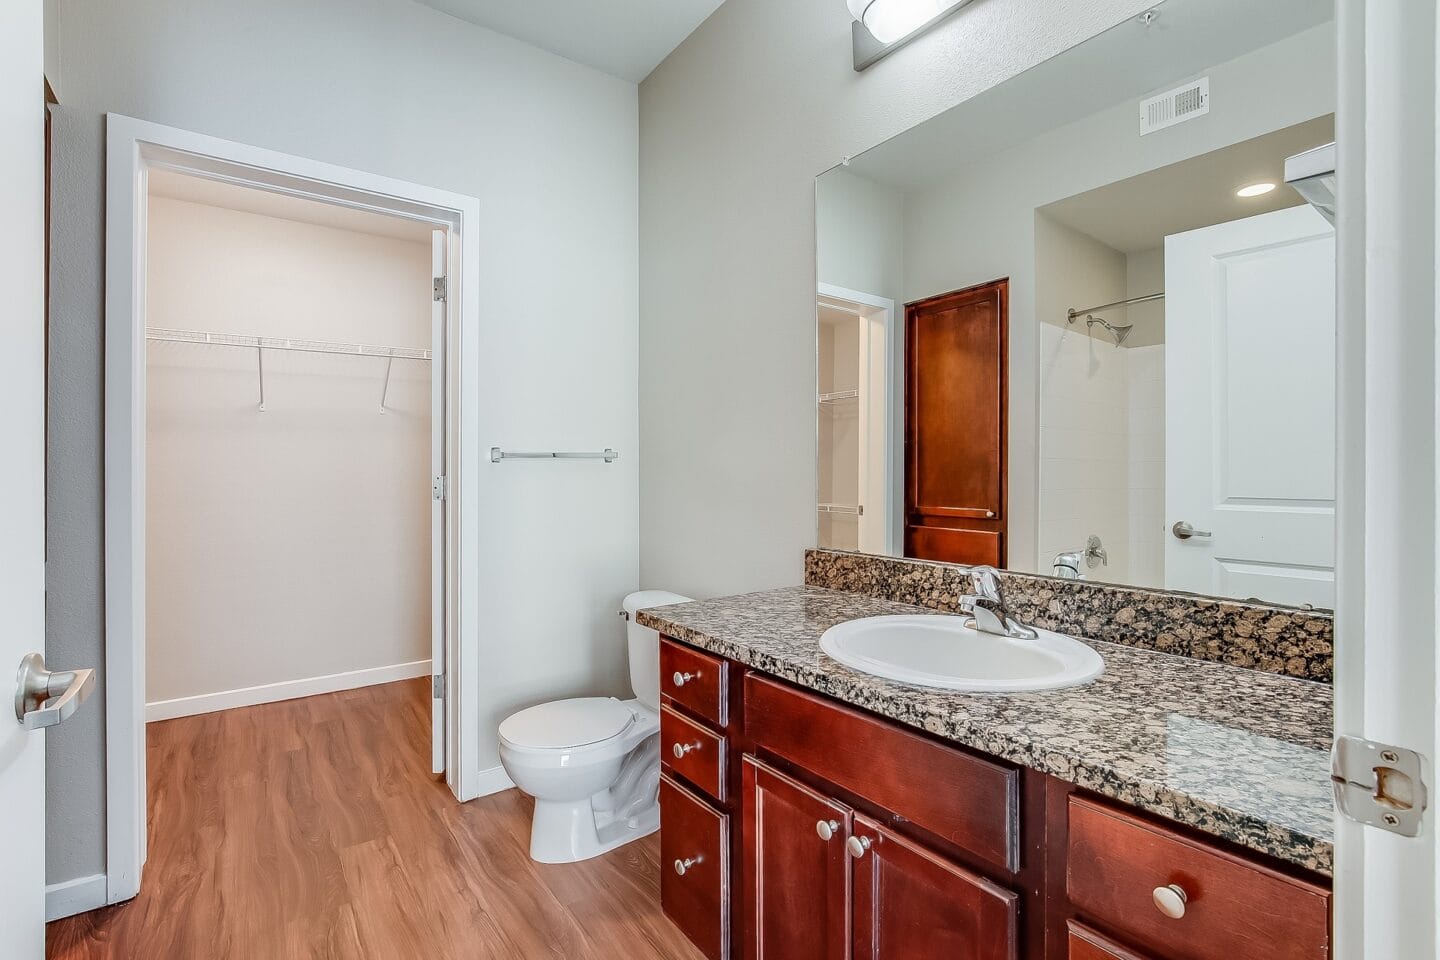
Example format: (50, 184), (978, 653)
(1067, 922), (1153, 960)
(1066, 796), (1330, 960)
(661, 637), (729, 726)
(661, 775), (730, 960)
(744, 673), (1018, 872)
(662, 704), (727, 802)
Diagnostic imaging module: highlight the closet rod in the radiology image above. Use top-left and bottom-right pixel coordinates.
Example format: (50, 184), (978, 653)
(145, 327), (432, 361)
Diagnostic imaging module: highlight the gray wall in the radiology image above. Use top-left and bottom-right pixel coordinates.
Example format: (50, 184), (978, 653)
(47, 0), (639, 886)
(637, 0), (1157, 600)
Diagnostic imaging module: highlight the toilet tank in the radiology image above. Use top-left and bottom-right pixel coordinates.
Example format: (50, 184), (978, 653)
(622, 590), (692, 711)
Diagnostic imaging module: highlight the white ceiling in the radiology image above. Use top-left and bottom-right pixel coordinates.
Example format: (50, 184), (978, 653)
(148, 170), (435, 243)
(1040, 116), (1334, 254)
(416, 0), (726, 82)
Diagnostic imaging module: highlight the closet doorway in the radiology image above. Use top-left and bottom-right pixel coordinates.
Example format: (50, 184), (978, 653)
(104, 116), (482, 906)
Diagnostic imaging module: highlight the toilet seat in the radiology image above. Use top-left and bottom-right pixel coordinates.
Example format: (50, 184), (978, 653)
(499, 697), (635, 752)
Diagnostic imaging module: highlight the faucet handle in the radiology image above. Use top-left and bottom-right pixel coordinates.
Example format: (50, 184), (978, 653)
(968, 565), (1004, 602)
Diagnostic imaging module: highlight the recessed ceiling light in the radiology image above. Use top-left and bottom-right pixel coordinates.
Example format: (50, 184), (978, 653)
(1236, 182), (1277, 198)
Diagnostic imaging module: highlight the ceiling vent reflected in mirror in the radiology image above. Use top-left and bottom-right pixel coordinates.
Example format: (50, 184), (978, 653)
(1139, 78), (1211, 135)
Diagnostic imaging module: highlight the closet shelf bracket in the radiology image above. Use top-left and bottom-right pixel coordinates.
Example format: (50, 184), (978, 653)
(256, 346), (266, 412)
(380, 356), (394, 414)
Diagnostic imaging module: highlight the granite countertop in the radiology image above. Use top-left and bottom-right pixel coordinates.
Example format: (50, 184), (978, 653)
(638, 585), (1334, 876)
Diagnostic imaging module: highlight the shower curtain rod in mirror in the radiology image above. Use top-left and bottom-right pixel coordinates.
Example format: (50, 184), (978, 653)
(1065, 291), (1165, 322)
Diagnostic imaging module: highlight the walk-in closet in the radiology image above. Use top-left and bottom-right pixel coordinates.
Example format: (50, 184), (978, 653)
(143, 171), (437, 724)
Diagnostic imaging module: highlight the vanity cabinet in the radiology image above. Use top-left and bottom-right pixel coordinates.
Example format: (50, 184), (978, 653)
(657, 637), (1332, 960)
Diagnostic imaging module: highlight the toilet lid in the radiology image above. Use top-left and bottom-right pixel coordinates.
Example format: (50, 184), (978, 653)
(499, 697), (635, 750)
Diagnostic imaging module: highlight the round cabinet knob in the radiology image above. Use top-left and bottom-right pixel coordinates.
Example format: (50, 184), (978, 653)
(674, 856), (702, 876)
(846, 835), (872, 859)
(672, 671), (697, 687)
(672, 741), (701, 760)
(815, 819), (840, 842)
(1152, 884), (1188, 919)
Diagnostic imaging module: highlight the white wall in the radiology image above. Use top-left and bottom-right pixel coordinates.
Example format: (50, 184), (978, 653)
(145, 196), (431, 711)
(639, 0), (1163, 601)
(47, 0), (639, 887)
(1125, 246), (1166, 347)
(1125, 344), (1165, 587)
(1035, 216), (1131, 581)
(816, 169), (905, 308)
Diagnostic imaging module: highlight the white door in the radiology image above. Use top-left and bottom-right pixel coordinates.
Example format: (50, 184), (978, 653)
(430, 229), (447, 775)
(2, 2), (51, 953)
(1164, 205), (1337, 607)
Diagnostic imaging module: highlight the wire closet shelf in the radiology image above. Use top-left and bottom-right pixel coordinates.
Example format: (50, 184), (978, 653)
(145, 326), (431, 413)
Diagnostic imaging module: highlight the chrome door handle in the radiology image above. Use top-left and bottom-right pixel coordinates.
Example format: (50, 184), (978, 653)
(14, 653), (96, 730)
(1171, 521), (1213, 540)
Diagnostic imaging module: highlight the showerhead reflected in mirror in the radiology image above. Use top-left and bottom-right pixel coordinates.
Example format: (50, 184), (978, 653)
(813, 0), (1338, 610)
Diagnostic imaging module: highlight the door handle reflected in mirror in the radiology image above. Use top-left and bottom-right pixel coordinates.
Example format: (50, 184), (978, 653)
(1171, 521), (1213, 541)
(14, 653), (96, 730)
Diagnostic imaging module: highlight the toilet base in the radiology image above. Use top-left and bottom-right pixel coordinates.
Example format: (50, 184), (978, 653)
(529, 794), (660, 864)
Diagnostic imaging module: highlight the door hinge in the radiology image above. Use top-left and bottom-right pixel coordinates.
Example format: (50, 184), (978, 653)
(432, 674), (445, 699)
(433, 277), (448, 301)
(432, 475), (446, 501)
(1331, 735), (1429, 837)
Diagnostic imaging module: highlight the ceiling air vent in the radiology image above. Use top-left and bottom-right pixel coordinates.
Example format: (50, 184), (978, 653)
(1139, 77), (1210, 136)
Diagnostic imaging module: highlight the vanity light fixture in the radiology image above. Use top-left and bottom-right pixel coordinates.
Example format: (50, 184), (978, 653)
(1235, 181), (1278, 198)
(849, 0), (977, 71)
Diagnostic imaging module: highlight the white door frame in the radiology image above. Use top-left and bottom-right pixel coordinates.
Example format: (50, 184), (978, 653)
(1332, 0), (1439, 956)
(103, 115), (483, 905)
(817, 282), (897, 555)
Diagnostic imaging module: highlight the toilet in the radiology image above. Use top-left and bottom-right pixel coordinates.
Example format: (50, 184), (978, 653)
(498, 589), (691, 864)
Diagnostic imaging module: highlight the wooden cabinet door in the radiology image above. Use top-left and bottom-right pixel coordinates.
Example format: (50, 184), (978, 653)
(904, 279), (1007, 566)
(742, 757), (851, 960)
(850, 814), (1017, 960)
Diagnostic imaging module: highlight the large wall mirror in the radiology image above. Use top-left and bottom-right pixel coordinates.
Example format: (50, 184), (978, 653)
(815, 0), (1337, 609)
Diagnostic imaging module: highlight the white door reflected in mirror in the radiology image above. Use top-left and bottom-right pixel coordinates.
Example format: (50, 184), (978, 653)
(1164, 206), (1336, 609)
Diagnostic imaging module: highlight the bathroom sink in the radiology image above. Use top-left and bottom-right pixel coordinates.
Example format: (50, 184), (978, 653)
(819, 615), (1104, 693)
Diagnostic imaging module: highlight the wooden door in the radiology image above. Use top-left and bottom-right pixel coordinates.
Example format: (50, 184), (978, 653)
(904, 280), (1007, 565)
(742, 757), (851, 960)
(850, 814), (1018, 960)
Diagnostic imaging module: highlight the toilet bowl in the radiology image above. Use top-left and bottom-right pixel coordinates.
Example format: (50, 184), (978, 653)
(498, 590), (691, 864)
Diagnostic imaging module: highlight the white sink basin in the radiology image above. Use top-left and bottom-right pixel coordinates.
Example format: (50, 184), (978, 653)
(819, 615), (1104, 693)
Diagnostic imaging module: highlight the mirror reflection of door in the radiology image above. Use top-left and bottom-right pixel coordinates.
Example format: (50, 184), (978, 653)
(1165, 205), (1336, 607)
(904, 279), (1008, 566)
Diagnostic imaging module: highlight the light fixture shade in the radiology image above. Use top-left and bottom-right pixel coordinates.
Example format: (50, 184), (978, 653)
(849, 0), (953, 44)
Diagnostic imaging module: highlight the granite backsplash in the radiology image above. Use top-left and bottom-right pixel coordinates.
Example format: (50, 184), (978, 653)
(804, 549), (1333, 682)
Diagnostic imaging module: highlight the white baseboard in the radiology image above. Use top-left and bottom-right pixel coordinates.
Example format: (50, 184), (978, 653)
(46, 873), (108, 922)
(146, 659), (432, 722)
(473, 764), (515, 798)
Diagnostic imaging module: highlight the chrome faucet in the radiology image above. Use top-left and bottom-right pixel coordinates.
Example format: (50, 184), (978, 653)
(961, 566), (1039, 640)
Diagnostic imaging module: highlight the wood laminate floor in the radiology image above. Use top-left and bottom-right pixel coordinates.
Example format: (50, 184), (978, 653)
(47, 679), (704, 960)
